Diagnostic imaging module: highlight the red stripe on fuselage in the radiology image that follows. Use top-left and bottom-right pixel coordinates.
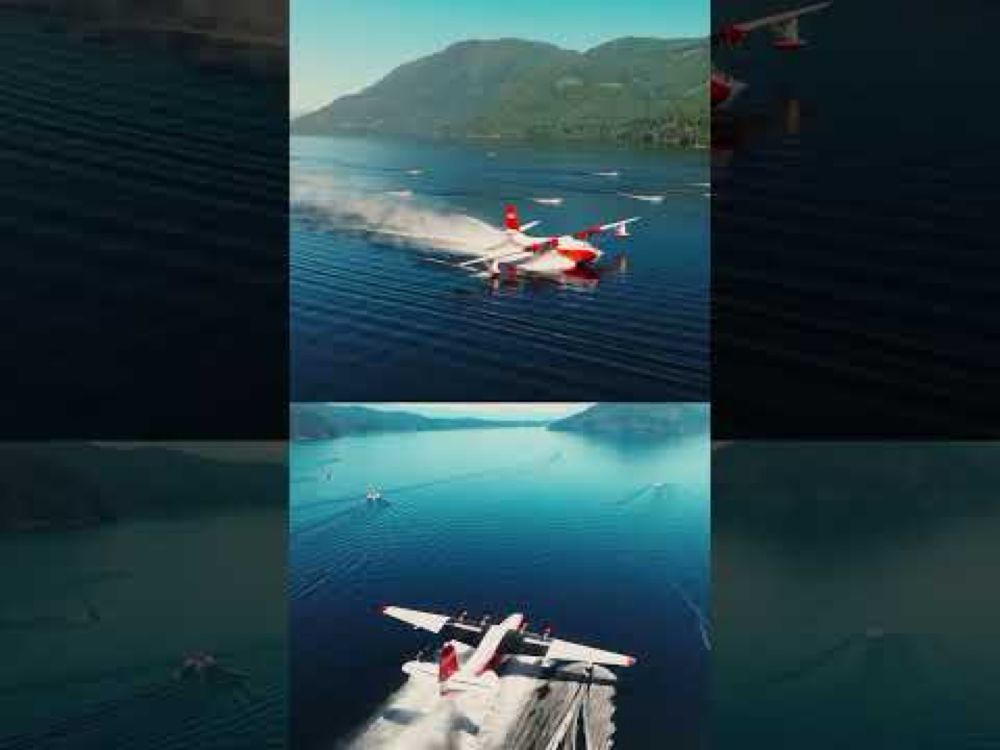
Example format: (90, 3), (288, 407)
(558, 248), (597, 264)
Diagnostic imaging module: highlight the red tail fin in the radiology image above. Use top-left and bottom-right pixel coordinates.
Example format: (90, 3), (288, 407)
(504, 204), (519, 231)
(438, 642), (460, 683)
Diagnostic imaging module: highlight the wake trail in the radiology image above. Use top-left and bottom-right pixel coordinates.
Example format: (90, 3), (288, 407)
(668, 580), (712, 651)
(291, 171), (506, 257)
(293, 450), (563, 522)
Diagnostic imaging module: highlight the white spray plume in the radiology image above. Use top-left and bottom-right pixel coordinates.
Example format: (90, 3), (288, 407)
(292, 171), (506, 257)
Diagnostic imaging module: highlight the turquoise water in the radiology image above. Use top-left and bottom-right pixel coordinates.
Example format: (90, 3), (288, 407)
(0, 510), (286, 749)
(290, 426), (710, 748)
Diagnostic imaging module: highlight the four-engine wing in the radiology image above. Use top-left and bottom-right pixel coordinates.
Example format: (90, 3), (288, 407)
(516, 633), (635, 667)
(381, 605), (487, 646)
(543, 638), (636, 667)
(517, 630), (636, 667)
(715, 2), (831, 47)
(566, 216), (641, 241)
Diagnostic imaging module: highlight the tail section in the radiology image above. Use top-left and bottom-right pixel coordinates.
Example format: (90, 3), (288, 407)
(504, 204), (520, 231)
(438, 641), (460, 684)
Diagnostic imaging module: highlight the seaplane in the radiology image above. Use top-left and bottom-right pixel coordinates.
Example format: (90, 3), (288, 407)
(381, 605), (636, 696)
(426, 204), (639, 282)
(711, 2), (832, 109)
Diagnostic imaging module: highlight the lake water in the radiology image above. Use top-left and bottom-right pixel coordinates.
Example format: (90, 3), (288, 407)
(713, 443), (1000, 748)
(712, 0), (1000, 434)
(291, 136), (708, 402)
(290, 426), (710, 749)
(1, 13), (287, 436)
(0, 510), (286, 749)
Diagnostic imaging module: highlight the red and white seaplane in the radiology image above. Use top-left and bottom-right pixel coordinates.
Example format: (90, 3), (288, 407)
(711, 2), (832, 108)
(382, 605), (636, 696)
(426, 204), (638, 282)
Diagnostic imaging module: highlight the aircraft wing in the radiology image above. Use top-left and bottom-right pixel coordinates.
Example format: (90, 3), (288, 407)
(543, 638), (636, 667)
(382, 606), (451, 633)
(566, 217), (641, 241)
(598, 217), (641, 234)
(735, 2), (831, 32)
(381, 605), (487, 646)
(455, 248), (531, 268)
(518, 633), (636, 667)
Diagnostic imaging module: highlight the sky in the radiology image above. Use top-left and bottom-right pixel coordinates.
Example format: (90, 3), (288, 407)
(290, 0), (709, 115)
(338, 403), (592, 422)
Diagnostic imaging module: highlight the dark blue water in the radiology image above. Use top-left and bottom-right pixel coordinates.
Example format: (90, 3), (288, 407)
(290, 426), (709, 748)
(712, 0), (1000, 435)
(291, 136), (708, 401)
(0, 13), (286, 437)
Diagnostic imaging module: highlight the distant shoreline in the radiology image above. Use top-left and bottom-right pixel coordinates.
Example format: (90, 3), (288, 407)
(289, 131), (707, 154)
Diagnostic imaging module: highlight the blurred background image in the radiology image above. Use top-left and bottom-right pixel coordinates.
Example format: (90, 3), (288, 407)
(0, 1), (287, 438)
(713, 442), (1000, 748)
(0, 443), (287, 749)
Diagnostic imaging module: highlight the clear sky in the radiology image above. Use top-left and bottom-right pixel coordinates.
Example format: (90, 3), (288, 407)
(339, 403), (592, 422)
(291, 0), (709, 115)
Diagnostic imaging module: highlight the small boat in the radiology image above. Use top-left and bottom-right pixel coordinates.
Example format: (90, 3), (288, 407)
(386, 190), (413, 199)
(365, 486), (382, 502)
(593, 171), (620, 178)
(405, 169), (424, 176)
(531, 197), (564, 206)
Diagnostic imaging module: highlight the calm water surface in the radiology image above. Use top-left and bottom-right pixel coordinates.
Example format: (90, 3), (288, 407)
(291, 136), (708, 402)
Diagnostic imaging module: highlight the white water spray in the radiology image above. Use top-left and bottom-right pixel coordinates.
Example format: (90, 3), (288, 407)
(291, 171), (505, 257)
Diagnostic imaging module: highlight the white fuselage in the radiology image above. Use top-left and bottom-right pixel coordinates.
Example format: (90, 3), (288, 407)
(498, 230), (601, 275)
(446, 612), (524, 686)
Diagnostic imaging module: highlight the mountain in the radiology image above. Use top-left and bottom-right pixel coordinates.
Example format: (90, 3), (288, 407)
(8, 1), (284, 73)
(0, 443), (283, 532)
(713, 442), (1000, 545)
(290, 404), (538, 440)
(293, 37), (708, 146)
(547, 402), (707, 438)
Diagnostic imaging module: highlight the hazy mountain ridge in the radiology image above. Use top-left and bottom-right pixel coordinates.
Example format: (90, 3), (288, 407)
(548, 402), (708, 437)
(291, 404), (538, 441)
(293, 37), (708, 146)
(713, 442), (1000, 544)
(0, 444), (282, 532)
